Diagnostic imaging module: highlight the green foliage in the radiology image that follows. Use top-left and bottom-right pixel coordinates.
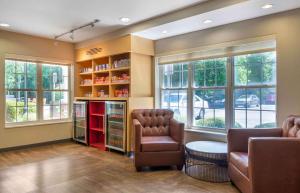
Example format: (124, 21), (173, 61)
(195, 118), (242, 129)
(5, 60), (37, 89)
(193, 58), (226, 87)
(6, 100), (36, 122)
(235, 52), (275, 85)
(254, 122), (276, 128)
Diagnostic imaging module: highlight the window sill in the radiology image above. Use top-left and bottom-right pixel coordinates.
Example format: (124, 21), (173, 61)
(184, 128), (227, 137)
(5, 119), (72, 129)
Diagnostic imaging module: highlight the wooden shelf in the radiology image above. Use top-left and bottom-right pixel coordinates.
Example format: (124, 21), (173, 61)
(94, 70), (110, 74)
(75, 97), (128, 101)
(93, 83), (110, 86)
(79, 72), (93, 75)
(80, 85), (92, 87)
(110, 82), (130, 85)
(110, 67), (130, 72)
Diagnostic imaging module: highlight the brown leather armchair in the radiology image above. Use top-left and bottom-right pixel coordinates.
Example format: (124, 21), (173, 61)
(132, 109), (184, 171)
(228, 115), (300, 193)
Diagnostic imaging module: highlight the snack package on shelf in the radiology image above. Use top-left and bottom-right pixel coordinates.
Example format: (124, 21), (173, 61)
(80, 67), (93, 73)
(111, 73), (130, 83)
(114, 88), (129, 97)
(84, 92), (92, 97)
(113, 59), (129, 69)
(96, 90), (109, 98)
(80, 79), (92, 86)
(95, 64), (109, 71)
(94, 76), (109, 84)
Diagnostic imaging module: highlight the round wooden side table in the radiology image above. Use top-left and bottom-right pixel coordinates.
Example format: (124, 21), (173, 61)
(185, 141), (229, 182)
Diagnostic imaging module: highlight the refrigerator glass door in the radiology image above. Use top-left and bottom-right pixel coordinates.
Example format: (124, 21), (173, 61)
(73, 102), (88, 144)
(106, 101), (126, 151)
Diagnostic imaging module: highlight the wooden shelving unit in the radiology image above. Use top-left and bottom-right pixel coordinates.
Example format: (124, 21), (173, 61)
(76, 53), (132, 99)
(75, 35), (155, 152)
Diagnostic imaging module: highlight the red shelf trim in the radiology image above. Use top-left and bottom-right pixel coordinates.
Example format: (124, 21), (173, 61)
(90, 113), (105, 116)
(90, 128), (104, 132)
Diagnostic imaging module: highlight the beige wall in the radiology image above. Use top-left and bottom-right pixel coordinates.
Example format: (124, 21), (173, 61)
(155, 8), (300, 142)
(0, 30), (74, 149)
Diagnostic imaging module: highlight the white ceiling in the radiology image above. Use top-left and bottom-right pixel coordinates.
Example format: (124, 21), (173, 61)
(133, 0), (300, 40)
(0, 0), (205, 42)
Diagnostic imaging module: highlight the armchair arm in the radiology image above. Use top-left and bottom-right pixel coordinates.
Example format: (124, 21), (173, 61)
(133, 119), (143, 153)
(227, 128), (282, 153)
(249, 138), (300, 193)
(170, 118), (184, 144)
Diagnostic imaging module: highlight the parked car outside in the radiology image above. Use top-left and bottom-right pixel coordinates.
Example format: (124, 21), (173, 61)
(235, 95), (260, 108)
(162, 93), (208, 120)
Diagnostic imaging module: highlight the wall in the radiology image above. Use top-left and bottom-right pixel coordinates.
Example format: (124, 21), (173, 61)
(0, 30), (74, 149)
(155, 8), (300, 142)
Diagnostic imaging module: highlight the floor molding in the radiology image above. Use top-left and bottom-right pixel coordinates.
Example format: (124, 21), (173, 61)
(0, 138), (73, 152)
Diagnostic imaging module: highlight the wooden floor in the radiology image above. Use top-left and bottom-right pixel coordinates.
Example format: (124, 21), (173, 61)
(0, 142), (239, 193)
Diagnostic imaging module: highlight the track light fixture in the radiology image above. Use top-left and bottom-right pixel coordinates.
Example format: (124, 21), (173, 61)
(54, 19), (99, 41)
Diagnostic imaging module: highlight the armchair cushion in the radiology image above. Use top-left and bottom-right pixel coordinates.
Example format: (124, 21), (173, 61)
(230, 152), (249, 177)
(141, 136), (179, 152)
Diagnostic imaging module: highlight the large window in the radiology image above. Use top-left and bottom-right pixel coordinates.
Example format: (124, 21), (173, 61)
(233, 52), (276, 128)
(5, 59), (71, 125)
(160, 63), (188, 122)
(42, 64), (69, 120)
(5, 60), (37, 123)
(192, 58), (227, 129)
(158, 51), (276, 131)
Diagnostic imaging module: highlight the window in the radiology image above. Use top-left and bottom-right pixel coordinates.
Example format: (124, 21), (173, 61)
(233, 52), (276, 128)
(160, 63), (188, 122)
(158, 50), (277, 131)
(42, 64), (69, 120)
(5, 59), (71, 125)
(5, 60), (37, 123)
(192, 58), (227, 129)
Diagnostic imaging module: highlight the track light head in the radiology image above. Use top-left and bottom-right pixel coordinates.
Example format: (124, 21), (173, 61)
(70, 32), (74, 40)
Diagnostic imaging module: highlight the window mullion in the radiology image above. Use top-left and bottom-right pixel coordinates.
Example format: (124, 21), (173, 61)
(227, 57), (234, 130)
(37, 62), (43, 121)
(187, 63), (193, 128)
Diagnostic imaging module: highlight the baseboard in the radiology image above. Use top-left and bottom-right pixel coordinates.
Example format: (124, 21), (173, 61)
(0, 138), (73, 152)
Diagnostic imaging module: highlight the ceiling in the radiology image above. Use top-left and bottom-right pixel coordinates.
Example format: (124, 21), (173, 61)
(0, 0), (205, 42)
(1, 0), (300, 44)
(134, 0), (300, 40)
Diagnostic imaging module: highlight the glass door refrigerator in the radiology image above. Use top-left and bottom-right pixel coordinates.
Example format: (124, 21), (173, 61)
(73, 101), (88, 144)
(105, 101), (126, 152)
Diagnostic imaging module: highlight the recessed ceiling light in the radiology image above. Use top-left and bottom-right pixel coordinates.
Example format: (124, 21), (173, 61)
(120, 17), (130, 23)
(262, 4), (273, 9)
(162, 30), (168, 34)
(0, 23), (10, 27)
(203, 19), (212, 24)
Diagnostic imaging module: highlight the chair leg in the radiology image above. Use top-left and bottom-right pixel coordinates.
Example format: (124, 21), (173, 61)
(230, 180), (235, 186)
(135, 166), (142, 172)
(177, 164), (184, 171)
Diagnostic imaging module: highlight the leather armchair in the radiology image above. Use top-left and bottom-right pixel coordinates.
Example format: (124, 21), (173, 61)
(132, 109), (184, 171)
(228, 115), (300, 193)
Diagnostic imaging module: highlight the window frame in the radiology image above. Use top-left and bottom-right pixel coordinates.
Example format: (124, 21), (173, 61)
(5, 59), (72, 127)
(157, 49), (277, 132)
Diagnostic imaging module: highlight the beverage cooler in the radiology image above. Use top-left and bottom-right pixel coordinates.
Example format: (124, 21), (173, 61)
(73, 101), (88, 144)
(105, 101), (127, 152)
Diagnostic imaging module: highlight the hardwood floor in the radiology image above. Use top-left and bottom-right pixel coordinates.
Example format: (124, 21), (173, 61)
(0, 142), (239, 193)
